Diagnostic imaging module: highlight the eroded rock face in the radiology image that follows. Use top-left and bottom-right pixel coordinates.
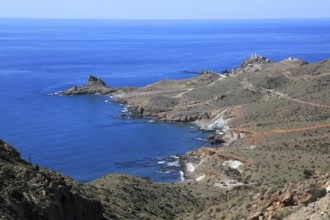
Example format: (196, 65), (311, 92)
(87, 75), (107, 87)
(181, 147), (251, 184)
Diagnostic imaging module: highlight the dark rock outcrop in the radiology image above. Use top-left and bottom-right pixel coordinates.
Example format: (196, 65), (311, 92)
(87, 75), (107, 87)
(0, 139), (25, 164)
(59, 75), (137, 96)
(60, 75), (117, 96)
(197, 70), (219, 75)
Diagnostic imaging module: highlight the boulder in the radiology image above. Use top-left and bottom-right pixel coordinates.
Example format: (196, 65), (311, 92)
(281, 192), (294, 206)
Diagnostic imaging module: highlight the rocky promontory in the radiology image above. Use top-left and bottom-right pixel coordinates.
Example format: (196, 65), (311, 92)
(60, 75), (135, 96)
(61, 57), (330, 186)
(115, 55), (330, 187)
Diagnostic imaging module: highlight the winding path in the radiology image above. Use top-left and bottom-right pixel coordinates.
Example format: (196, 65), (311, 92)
(241, 79), (330, 109)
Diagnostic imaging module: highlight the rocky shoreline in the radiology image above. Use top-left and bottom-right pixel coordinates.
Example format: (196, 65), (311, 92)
(1, 133), (329, 219)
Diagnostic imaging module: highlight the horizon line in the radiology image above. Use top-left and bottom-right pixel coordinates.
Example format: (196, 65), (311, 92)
(1, 17), (330, 21)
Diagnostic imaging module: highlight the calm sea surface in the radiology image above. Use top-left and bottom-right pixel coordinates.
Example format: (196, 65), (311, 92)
(1, 19), (330, 182)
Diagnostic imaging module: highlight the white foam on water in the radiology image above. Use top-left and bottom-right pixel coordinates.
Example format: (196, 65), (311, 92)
(167, 161), (180, 167)
(156, 170), (175, 174)
(170, 155), (180, 159)
(48, 91), (63, 96)
(179, 171), (185, 182)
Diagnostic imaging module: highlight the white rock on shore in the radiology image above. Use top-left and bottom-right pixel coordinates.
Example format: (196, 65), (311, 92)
(195, 174), (205, 182)
(198, 109), (229, 131)
(186, 163), (195, 173)
(222, 160), (244, 173)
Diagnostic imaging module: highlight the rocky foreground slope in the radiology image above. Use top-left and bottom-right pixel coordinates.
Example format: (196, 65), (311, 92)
(0, 139), (204, 219)
(1, 139), (329, 220)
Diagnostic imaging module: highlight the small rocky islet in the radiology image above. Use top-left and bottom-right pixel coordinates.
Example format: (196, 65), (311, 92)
(1, 55), (330, 219)
(59, 75), (136, 96)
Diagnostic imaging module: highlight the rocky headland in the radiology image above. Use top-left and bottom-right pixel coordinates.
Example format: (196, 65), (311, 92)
(60, 75), (135, 96)
(123, 56), (329, 183)
(59, 55), (330, 188)
(112, 55), (330, 218)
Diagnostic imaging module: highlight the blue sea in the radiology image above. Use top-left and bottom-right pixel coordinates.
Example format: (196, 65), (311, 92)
(1, 18), (330, 182)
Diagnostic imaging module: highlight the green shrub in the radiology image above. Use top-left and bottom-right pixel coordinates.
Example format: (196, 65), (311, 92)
(303, 169), (314, 179)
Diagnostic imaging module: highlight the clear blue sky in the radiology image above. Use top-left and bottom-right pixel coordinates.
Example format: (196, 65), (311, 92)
(1, 0), (330, 19)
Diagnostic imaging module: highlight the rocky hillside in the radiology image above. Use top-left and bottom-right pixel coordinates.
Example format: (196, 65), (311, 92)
(116, 55), (329, 126)
(0, 139), (205, 220)
(113, 56), (330, 219)
(115, 56), (330, 184)
(1, 138), (329, 219)
(0, 139), (104, 220)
